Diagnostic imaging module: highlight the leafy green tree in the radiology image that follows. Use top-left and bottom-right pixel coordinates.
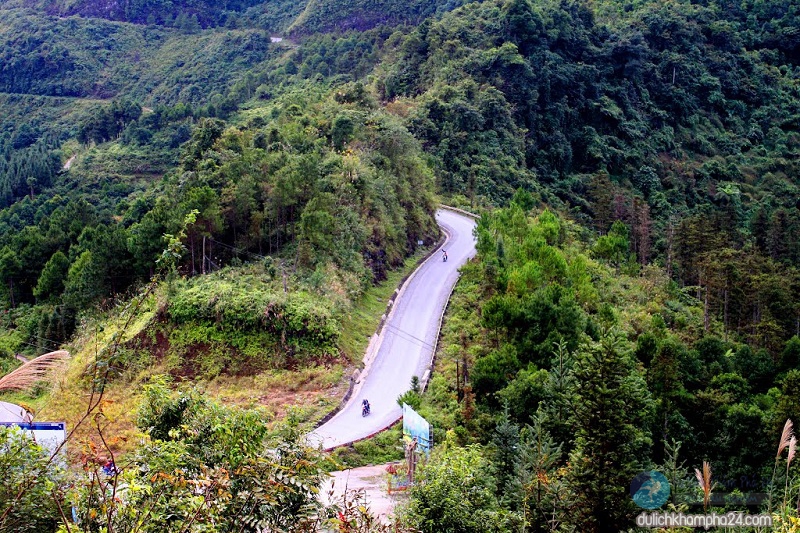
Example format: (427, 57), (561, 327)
(406, 444), (514, 533)
(735, 345), (775, 393)
(471, 344), (521, 399)
(330, 113), (355, 149)
(780, 336), (800, 374)
(487, 284), (585, 368)
(181, 118), (226, 170)
(502, 0), (545, 56)
(62, 250), (104, 309)
(497, 365), (549, 424)
(127, 201), (173, 278)
(75, 224), (135, 293)
(0, 426), (66, 533)
(0, 246), (22, 307)
(593, 220), (631, 268)
(773, 370), (800, 433)
(647, 337), (692, 462)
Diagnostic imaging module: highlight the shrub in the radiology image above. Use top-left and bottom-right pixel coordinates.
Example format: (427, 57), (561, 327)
(168, 273), (340, 353)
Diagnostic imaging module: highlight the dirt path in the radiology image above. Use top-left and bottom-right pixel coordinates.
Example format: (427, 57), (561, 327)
(321, 464), (408, 524)
(63, 155), (76, 170)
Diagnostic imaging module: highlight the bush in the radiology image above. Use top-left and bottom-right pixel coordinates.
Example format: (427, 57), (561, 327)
(0, 426), (66, 533)
(168, 273), (340, 353)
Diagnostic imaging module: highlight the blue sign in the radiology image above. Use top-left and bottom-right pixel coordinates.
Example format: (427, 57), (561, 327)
(1, 421), (66, 458)
(0, 422), (65, 431)
(402, 404), (431, 455)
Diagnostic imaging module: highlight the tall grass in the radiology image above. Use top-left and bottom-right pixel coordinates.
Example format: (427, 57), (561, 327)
(694, 461), (712, 512)
(0, 350), (69, 394)
(770, 419), (794, 512)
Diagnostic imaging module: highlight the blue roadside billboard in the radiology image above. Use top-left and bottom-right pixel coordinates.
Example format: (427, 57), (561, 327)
(0, 421), (67, 458)
(402, 403), (431, 455)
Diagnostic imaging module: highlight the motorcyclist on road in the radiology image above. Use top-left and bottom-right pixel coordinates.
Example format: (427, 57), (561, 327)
(362, 398), (371, 416)
(442, 249), (448, 262)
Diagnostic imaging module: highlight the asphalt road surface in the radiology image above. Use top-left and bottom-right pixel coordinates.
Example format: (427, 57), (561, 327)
(308, 208), (477, 450)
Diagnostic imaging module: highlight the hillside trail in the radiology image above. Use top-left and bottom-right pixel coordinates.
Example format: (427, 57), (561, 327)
(63, 155), (76, 170)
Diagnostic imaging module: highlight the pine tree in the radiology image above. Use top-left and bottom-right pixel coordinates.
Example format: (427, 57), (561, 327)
(566, 328), (653, 532)
(491, 407), (522, 508)
(0, 246), (22, 308)
(519, 410), (565, 533)
(542, 339), (576, 446)
(33, 251), (69, 302)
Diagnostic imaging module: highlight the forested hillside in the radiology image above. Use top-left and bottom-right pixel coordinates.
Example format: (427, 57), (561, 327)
(407, 200), (800, 531)
(288, 0), (467, 34)
(1, 0), (799, 530)
(377, 0), (800, 350)
(8, 0), (305, 29)
(381, 0), (800, 241)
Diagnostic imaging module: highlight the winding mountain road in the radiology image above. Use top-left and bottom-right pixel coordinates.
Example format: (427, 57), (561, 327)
(308, 208), (477, 450)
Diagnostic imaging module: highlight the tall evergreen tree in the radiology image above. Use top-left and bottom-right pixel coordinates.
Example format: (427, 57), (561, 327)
(491, 407), (522, 508)
(0, 246), (22, 307)
(518, 410), (565, 533)
(566, 328), (653, 532)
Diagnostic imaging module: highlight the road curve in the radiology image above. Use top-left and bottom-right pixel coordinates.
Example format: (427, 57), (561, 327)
(308, 208), (477, 450)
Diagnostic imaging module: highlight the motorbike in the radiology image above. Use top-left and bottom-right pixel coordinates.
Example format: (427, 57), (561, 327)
(442, 252), (448, 262)
(362, 403), (370, 416)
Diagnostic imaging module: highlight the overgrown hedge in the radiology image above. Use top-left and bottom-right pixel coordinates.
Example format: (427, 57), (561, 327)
(168, 274), (340, 352)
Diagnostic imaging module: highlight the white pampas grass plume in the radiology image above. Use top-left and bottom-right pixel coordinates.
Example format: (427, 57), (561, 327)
(778, 419), (794, 459)
(695, 461), (712, 510)
(0, 350), (69, 393)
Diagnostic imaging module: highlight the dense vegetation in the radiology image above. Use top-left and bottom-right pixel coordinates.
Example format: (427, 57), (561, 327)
(10, 0), (304, 30)
(289, 0), (468, 34)
(381, 0), (800, 252)
(0, 0), (799, 529)
(0, 85), (436, 366)
(406, 200), (800, 531)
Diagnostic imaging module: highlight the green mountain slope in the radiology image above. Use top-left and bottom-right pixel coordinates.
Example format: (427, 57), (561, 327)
(8, 0), (306, 30)
(0, 9), (273, 101)
(288, 0), (468, 34)
(380, 0), (800, 209)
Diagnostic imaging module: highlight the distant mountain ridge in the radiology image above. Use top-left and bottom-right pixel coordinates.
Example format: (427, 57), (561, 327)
(15, 0), (306, 30)
(11, 0), (469, 33)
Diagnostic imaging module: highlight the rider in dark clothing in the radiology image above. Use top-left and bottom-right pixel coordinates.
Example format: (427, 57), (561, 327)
(362, 398), (371, 415)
